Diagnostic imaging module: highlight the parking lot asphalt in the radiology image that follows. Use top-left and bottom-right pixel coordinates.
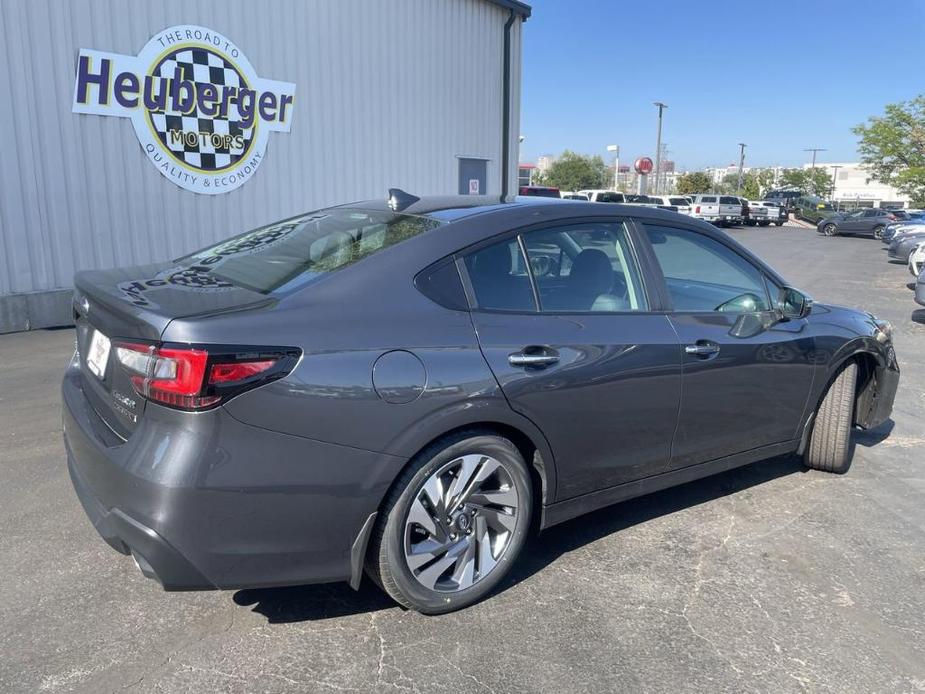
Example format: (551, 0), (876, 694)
(1, 225), (923, 694)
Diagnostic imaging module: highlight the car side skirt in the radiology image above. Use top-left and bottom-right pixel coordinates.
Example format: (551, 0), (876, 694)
(540, 439), (800, 529)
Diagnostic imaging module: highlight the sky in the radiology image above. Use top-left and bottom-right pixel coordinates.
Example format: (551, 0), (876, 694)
(519, 0), (925, 171)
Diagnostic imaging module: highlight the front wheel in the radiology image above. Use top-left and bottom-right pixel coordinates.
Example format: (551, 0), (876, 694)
(822, 223), (838, 236)
(804, 362), (857, 474)
(367, 431), (533, 614)
(873, 225), (886, 240)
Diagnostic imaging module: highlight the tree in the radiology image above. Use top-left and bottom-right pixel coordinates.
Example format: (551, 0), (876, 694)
(676, 171), (713, 195)
(534, 150), (607, 191)
(853, 95), (925, 204)
(778, 168), (833, 196)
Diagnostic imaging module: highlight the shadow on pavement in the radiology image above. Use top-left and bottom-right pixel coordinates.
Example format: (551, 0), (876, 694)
(233, 579), (394, 623)
(233, 455), (807, 622)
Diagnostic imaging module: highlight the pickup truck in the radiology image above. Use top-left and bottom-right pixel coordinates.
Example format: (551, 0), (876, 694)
(750, 201), (787, 226)
(690, 194), (743, 226)
(647, 195), (694, 215)
(579, 189), (626, 203)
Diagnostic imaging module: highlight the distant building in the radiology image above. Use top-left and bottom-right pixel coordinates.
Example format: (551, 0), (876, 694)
(518, 163), (536, 188)
(809, 163), (911, 209)
(536, 154), (555, 175)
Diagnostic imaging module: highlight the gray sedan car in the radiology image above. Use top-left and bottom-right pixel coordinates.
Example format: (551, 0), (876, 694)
(63, 193), (899, 613)
(889, 231), (925, 262)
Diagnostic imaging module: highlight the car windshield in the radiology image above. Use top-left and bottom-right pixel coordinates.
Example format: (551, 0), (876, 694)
(177, 208), (442, 294)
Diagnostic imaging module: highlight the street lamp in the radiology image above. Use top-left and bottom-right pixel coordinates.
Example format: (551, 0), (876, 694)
(607, 144), (620, 191)
(736, 143), (747, 194)
(830, 165), (841, 209)
(803, 147), (827, 194)
(653, 102), (667, 194)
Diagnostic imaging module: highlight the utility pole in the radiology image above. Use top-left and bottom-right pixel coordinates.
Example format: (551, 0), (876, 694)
(606, 144), (620, 191)
(803, 147), (827, 194)
(830, 164), (841, 207)
(736, 143), (747, 194)
(653, 101), (667, 195)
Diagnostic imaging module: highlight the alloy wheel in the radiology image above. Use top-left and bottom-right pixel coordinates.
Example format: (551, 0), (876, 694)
(873, 226), (885, 240)
(823, 223), (837, 236)
(403, 454), (519, 592)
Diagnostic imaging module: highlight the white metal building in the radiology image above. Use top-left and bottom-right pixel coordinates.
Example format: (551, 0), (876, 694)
(809, 163), (911, 209)
(0, 0), (530, 333)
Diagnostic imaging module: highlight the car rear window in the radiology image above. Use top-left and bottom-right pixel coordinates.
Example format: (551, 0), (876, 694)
(669, 198), (689, 206)
(178, 209), (442, 294)
(700, 196), (717, 203)
(720, 196), (740, 204)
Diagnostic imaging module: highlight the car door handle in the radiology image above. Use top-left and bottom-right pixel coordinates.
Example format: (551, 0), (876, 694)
(508, 348), (559, 368)
(684, 343), (721, 357)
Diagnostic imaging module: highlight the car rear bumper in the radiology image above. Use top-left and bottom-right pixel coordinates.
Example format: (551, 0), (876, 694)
(856, 354), (900, 430)
(62, 362), (406, 591)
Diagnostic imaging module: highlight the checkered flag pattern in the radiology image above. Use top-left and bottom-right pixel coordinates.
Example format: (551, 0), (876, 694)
(148, 48), (253, 171)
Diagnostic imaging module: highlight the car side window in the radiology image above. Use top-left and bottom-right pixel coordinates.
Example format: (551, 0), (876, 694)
(521, 223), (647, 312)
(643, 224), (771, 313)
(464, 238), (537, 312)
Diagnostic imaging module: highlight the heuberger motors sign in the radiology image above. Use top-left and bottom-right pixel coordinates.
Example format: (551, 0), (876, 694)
(72, 25), (296, 194)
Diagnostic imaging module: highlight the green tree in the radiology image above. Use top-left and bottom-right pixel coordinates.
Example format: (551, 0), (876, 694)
(778, 168), (833, 196)
(853, 95), (925, 203)
(535, 150), (607, 191)
(676, 171), (713, 195)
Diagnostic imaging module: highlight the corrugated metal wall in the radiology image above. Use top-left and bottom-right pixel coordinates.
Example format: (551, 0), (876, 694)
(0, 0), (523, 329)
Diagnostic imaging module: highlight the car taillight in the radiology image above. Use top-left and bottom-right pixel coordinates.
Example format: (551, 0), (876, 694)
(114, 342), (300, 411)
(695, 205), (701, 214)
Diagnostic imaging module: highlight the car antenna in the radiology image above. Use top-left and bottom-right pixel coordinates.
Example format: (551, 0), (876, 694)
(387, 188), (420, 212)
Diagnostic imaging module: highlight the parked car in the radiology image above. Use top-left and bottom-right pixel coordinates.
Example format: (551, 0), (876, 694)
(689, 194), (743, 225)
(888, 230), (925, 262)
(818, 208), (901, 239)
(647, 195), (693, 215)
(579, 189), (626, 203)
(763, 189), (802, 211)
(795, 196), (837, 224)
(883, 221), (925, 244)
(63, 192), (899, 614)
(519, 185), (561, 198)
(751, 201), (787, 226)
(908, 240), (925, 278)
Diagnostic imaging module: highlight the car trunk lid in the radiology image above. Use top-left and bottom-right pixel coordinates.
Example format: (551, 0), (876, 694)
(73, 262), (273, 439)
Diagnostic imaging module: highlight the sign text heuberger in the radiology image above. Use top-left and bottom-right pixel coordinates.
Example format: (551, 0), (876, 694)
(72, 25), (296, 194)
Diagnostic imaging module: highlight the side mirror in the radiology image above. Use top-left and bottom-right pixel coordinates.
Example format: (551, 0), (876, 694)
(778, 286), (812, 319)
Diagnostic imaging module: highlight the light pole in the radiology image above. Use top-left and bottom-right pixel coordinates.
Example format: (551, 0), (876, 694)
(736, 143), (747, 194)
(607, 144), (620, 191)
(653, 102), (667, 195)
(803, 147), (827, 194)
(830, 164), (841, 208)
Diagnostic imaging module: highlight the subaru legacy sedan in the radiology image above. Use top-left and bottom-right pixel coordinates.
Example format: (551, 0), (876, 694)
(63, 192), (899, 614)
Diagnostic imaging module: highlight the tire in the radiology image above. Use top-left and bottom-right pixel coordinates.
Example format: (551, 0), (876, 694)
(367, 430), (533, 614)
(760, 221), (771, 227)
(804, 361), (858, 474)
(822, 222), (838, 236)
(873, 225), (885, 240)
(775, 221), (784, 226)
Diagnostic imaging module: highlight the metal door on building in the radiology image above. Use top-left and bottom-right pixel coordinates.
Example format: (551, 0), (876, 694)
(458, 158), (488, 195)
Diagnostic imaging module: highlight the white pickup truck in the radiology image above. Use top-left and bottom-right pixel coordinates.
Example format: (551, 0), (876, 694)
(578, 189), (626, 203)
(690, 194), (743, 226)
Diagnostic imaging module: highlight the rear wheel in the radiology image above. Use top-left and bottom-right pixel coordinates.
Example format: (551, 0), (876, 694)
(804, 362), (857, 474)
(873, 225), (886, 240)
(367, 431), (532, 614)
(822, 222), (838, 236)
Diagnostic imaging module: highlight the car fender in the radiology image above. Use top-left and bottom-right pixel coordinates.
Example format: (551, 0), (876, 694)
(381, 396), (558, 508)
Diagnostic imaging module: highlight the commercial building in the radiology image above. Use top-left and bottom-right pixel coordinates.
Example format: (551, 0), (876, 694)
(809, 163), (911, 209)
(0, 0), (530, 333)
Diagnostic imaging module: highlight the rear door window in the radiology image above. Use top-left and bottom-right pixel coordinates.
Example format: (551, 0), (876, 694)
(700, 196), (717, 203)
(521, 223), (647, 312)
(464, 239), (537, 312)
